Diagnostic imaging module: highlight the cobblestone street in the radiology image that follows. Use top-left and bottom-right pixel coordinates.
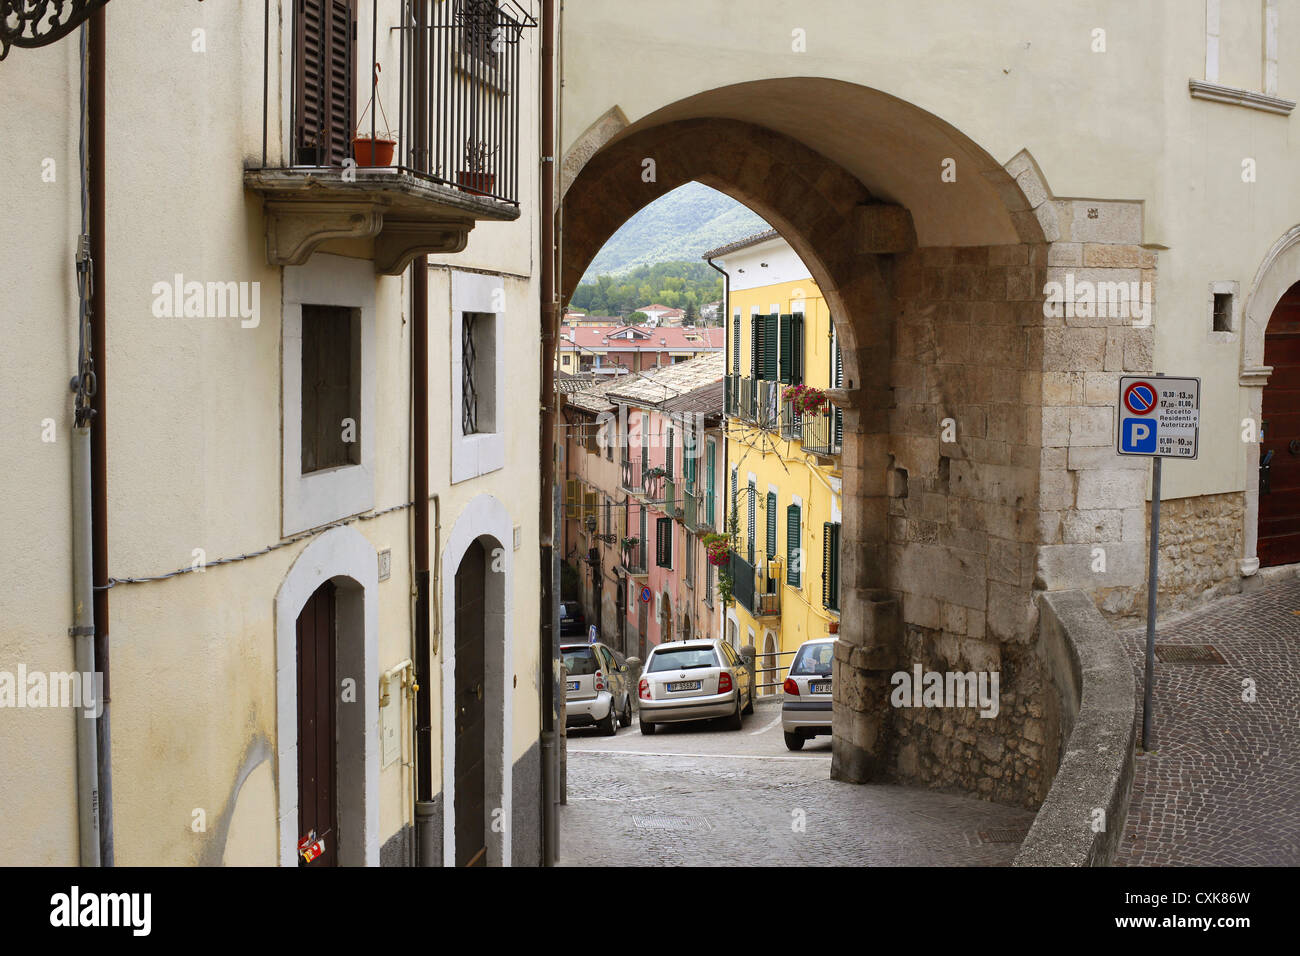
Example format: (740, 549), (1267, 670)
(558, 700), (1036, 866)
(1116, 576), (1300, 866)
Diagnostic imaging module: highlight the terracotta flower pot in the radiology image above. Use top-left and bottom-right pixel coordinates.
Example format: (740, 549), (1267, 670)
(352, 136), (396, 167)
(456, 171), (496, 196)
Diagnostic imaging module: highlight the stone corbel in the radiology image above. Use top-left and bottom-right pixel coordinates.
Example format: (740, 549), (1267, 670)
(264, 200), (385, 267)
(373, 219), (473, 275)
(825, 386), (863, 409)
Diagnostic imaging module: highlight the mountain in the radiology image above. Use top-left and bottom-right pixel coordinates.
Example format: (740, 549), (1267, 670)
(580, 181), (770, 281)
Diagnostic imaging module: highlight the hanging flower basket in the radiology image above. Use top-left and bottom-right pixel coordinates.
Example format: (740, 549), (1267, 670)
(620, 536), (640, 550)
(353, 63), (397, 168)
(783, 384), (829, 416)
(702, 532), (730, 567)
(644, 466), (667, 480)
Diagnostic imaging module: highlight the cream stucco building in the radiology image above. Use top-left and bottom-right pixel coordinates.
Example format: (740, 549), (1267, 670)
(1, 0), (548, 866)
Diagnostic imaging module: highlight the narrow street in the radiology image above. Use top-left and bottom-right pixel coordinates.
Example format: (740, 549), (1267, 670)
(558, 699), (1037, 866)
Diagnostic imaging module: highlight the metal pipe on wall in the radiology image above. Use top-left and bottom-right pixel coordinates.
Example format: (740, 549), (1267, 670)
(88, 5), (114, 868)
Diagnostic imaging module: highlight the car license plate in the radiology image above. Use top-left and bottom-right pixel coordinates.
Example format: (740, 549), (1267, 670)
(667, 680), (701, 692)
(810, 681), (830, 694)
(567, 681), (579, 691)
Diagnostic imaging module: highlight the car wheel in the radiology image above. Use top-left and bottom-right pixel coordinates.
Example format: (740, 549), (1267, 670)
(599, 702), (618, 736)
(784, 731), (805, 751)
(639, 716), (656, 735)
(725, 692), (744, 731)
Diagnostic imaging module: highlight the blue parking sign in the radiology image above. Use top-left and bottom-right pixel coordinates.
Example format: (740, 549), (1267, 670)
(1121, 417), (1157, 454)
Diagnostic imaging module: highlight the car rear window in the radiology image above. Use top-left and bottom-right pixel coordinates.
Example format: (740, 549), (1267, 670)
(561, 647), (597, 675)
(648, 646), (719, 672)
(791, 643), (833, 676)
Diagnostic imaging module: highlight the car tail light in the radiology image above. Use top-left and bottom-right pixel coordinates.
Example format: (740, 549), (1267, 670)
(784, 677), (799, 696)
(718, 672), (733, 693)
(638, 678), (650, 700)
(594, 670), (605, 691)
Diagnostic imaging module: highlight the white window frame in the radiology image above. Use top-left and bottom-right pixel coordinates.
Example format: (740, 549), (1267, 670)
(282, 254), (376, 536)
(451, 270), (506, 483)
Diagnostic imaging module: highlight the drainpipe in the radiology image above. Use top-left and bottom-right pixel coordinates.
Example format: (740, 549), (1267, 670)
(88, 6), (114, 867)
(538, 0), (560, 867)
(410, 0), (437, 868)
(70, 24), (100, 869)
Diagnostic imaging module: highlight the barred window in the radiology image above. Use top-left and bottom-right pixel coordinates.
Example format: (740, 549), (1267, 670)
(462, 311), (496, 435)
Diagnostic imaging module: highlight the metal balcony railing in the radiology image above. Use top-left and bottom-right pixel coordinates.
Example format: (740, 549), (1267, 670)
(725, 375), (781, 431)
(729, 550), (780, 617)
(663, 478), (680, 518)
(620, 457), (642, 495)
(621, 538), (647, 575)
(780, 399), (801, 440)
(260, 0), (533, 205)
(801, 407), (843, 457)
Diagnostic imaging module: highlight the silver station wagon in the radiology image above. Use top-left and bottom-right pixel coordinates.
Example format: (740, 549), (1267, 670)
(782, 638), (834, 750)
(637, 638), (754, 735)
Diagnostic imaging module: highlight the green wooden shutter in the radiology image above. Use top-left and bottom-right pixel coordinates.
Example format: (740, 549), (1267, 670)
(656, 516), (672, 568)
(706, 440), (716, 527)
(747, 481), (756, 563)
(762, 313), (779, 380)
(750, 314), (760, 379)
(821, 522), (841, 610)
(666, 428), (674, 481)
(792, 315), (805, 385)
(766, 491), (777, 558)
(779, 313), (793, 384)
(732, 313), (740, 372)
(786, 504), (801, 587)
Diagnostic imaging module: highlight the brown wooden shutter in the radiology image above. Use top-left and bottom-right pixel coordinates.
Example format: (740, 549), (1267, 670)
(295, 0), (355, 167)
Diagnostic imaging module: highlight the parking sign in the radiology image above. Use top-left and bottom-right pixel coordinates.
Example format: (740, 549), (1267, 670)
(1116, 375), (1200, 459)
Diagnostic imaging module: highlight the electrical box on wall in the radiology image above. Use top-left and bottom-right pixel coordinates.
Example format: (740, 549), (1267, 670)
(378, 548), (391, 581)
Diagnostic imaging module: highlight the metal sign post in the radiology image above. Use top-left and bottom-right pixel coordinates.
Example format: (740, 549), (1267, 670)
(1116, 373), (1201, 751)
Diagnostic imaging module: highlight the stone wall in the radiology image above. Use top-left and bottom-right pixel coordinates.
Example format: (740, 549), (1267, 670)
(1096, 491), (1246, 617)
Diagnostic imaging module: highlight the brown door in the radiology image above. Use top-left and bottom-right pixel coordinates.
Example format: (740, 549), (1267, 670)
(1260, 282), (1300, 567)
(297, 581), (338, 866)
(454, 540), (487, 867)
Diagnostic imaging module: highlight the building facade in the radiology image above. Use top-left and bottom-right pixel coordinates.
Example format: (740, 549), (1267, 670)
(1, 1), (545, 866)
(711, 232), (845, 695)
(558, 323), (723, 375)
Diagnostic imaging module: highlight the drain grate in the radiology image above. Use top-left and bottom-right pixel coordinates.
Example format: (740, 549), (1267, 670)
(978, 828), (1029, 844)
(631, 814), (713, 832)
(1155, 644), (1226, 664)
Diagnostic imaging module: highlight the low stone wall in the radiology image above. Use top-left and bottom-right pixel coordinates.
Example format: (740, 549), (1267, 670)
(1013, 590), (1135, 866)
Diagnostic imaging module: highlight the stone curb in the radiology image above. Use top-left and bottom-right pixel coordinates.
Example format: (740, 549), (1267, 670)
(1013, 590), (1136, 866)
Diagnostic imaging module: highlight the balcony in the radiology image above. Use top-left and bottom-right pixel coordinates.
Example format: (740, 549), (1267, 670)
(621, 538), (647, 576)
(724, 375), (781, 431)
(663, 478), (681, 518)
(729, 551), (780, 618)
(620, 457), (644, 495)
(800, 407), (843, 459)
(245, 0), (532, 274)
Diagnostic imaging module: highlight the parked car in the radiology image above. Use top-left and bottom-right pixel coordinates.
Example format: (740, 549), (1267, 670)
(782, 638), (834, 750)
(561, 642), (631, 735)
(637, 638), (753, 735)
(559, 600), (587, 638)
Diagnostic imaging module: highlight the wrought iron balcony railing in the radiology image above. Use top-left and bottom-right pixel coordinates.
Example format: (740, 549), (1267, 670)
(800, 407), (843, 457)
(725, 375), (781, 431)
(620, 457), (643, 495)
(730, 550), (780, 618)
(663, 478), (680, 518)
(621, 539), (647, 575)
(255, 0), (531, 202)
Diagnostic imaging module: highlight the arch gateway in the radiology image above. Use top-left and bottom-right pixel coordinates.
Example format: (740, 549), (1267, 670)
(557, 53), (1290, 807)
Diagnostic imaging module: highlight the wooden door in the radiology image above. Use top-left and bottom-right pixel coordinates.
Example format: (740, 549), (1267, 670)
(297, 581), (338, 866)
(1260, 282), (1300, 566)
(454, 540), (487, 867)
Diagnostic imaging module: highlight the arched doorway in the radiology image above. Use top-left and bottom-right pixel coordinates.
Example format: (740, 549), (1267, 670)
(1259, 281), (1300, 566)
(659, 592), (673, 643)
(453, 540), (488, 867)
(762, 632), (777, 697)
(296, 581), (338, 867)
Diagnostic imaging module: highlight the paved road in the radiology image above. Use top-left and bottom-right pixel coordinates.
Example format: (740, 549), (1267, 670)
(1116, 575), (1300, 866)
(558, 699), (1036, 866)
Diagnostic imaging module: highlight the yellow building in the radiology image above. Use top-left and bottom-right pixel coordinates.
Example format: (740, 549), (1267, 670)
(706, 231), (843, 692)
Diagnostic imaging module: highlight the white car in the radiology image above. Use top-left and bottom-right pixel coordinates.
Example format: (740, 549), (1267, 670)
(782, 638), (834, 750)
(637, 639), (754, 734)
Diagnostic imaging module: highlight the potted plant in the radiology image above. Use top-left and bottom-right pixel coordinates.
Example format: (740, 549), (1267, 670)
(782, 383), (830, 416)
(643, 465), (667, 480)
(702, 532), (730, 567)
(456, 138), (499, 195)
(353, 64), (397, 167)
(619, 535), (640, 550)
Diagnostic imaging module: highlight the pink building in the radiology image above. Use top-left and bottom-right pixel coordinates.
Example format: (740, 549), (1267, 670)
(557, 324), (723, 377)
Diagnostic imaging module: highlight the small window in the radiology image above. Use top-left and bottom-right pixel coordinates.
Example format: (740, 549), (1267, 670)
(301, 304), (360, 474)
(462, 311), (497, 435)
(1212, 292), (1233, 332)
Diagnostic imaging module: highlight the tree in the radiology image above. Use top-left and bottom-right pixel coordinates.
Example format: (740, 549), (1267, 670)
(683, 302), (698, 325)
(626, 311), (649, 325)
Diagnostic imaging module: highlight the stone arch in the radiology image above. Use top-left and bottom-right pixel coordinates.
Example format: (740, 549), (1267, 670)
(562, 82), (1058, 796)
(274, 524), (379, 867)
(1239, 224), (1300, 574)
(440, 494), (513, 866)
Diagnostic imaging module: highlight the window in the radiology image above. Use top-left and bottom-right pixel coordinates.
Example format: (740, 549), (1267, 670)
(666, 428), (674, 481)
(561, 354), (571, 366)
(647, 646), (720, 672)
(779, 313), (804, 385)
(747, 480), (756, 563)
(732, 311), (740, 372)
(293, 0), (356, 167)
(786, 503), (802, 588)
(462, 311), (496, 435)
(656, 516), (673, 569)
(684, 532), (695, 588)
(705, 561), (714, 608)
(765, 491), (778, 559)
(301, 304), (360, 473)
(705, 439), (716, 527)
(822, 521), (841, 611)
(458, 0), (502, 65)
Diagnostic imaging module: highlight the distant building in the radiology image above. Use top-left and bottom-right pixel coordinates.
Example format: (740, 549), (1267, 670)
(558, 324), (723, 375)
(637, 304), (686, 327)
